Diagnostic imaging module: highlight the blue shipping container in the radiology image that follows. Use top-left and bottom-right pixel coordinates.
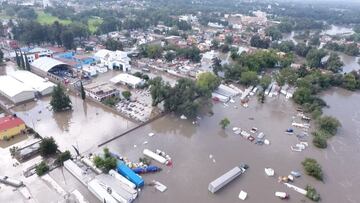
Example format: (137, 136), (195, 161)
(116, 161), (144, 188)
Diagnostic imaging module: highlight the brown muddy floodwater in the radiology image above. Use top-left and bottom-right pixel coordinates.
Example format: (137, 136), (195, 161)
(96, 92), (358, 203)
(13, 94), (136, 154)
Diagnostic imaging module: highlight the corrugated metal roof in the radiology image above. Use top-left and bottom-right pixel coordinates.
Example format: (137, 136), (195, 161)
(31, 57), (67, 72)
(9, 71), (55, 93)
(0, 75), (35, 97)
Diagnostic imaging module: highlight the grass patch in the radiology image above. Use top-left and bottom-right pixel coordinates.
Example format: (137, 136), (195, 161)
(88, 17), (103, 33)
(36, 11), (72, 25)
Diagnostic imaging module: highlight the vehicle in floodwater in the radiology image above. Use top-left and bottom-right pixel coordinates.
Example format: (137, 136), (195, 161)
(208, 164), (248, 193)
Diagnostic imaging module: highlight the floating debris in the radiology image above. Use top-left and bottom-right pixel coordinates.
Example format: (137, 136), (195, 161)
(238, 190), (247, 200)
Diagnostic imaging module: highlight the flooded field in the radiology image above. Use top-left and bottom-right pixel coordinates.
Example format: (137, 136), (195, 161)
(13, 94), (136, 154)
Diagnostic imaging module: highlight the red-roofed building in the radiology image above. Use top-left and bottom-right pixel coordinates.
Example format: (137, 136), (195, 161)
(0, 115), (26, 140)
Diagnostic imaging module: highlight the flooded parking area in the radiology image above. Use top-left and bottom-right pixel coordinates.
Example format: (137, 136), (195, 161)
(95, 90), (360, 203)
(13, 94), (136, 154)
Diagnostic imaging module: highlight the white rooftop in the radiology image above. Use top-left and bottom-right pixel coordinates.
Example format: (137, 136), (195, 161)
(0, 75), (34, 97)
(9, 71), (55, 93)
(110, 73), (143, 86)
(31, 57), (67, 72)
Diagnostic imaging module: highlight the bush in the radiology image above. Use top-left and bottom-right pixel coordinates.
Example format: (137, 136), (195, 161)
(93, 148), (117, 173)
(306, 185), (321, 202)
(40, 137), (58, 157)
(312, 133), (327, 149)
(55, 151), (71, 166)
(302, 158), (323, 181)
(36, 161), (49, 176)
(317, 116), (341, 136)
(122, 91), (132, 100)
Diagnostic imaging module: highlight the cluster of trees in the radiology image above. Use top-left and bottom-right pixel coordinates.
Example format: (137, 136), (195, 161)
(104, 38), (124, 51)
(224, 50), (294, 87)
(324, 42), (359, 56)
(13, 20), (88, 49)
(250, 35), (271, 49)
(141, 44), (201, 62)
(302, 158), (323, 181)
(35, 161), (49, 176)
(50, 84), (72, 112)
(3, 4), (37, 20)
(149, 73), (220, 118)
(14, 50), (31, 70)
(265, 26), (282, 41)
(93, 148), (117, 173)
(312, 116), (341, 148)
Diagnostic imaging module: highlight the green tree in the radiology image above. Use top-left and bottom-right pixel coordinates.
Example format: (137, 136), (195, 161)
(55, 150), (71, 166)
(259, 75), (271, 90)
(196, 72), (221, 97)
(164, 51), (176, 62)
(219, 118), (230, 129)
(295, 43), (311, 57)
(35, 161), (49, 176)
(302, 158), (323, 181)
(225, 35), (233, 45)
(344, 43), (359, 56)
(293, 87), (312, 105)
(93, 148), (117, 173)
(122, 91), (132, 100)
(212, 57), (222, 76)
(306, 49), (327, 68)
(305, 185), (321, 202)
(105, 38), (123, 51)
(211, 40), (219, 49)
(312, 131), (328, 149)
(25, 54), (31, 71)
(343, 73), (357, 90)
(20, 52), (25, 69)
(257, 90), (266, 103)
(61, 30), (74, 50)
(240, 71), (259, 86)
(325, 53), (343, 73)
(141, 44), (163, 59)
(265, 26), (282, 41)
(39, 137), (58, 157)
(317, 116), (341, 136)
(0, 49), (3, 64)
(15, 51), (21, 67)
(149, 77), (170, 106)
(250, 35), (270, 49)
(80, 82), (86, 100)
(50, 84), (72, 112)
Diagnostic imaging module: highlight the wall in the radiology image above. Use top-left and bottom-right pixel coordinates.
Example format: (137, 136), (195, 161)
(0, 123), (26, 140)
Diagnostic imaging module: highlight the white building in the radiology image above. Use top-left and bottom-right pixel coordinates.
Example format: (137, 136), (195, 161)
(110, 73), (144, 88)
(94, 49), (131, 72)
(0, 75), (35, 104)
(9, 70), (55, 96)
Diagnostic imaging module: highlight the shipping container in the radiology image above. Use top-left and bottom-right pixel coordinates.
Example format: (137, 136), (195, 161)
(96, 174), (136, 202)
(109, 169), (136, 189)
(116, 161), (144, 188)
(87, 179), (118, 203)
(208, 165), (247, 193)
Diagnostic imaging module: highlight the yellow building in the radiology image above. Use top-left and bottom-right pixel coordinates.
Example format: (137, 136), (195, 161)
(0, 116), (26, 140)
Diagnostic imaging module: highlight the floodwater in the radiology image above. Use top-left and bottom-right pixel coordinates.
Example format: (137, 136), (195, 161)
(13, 94), (136, 154)
(322, 25), (354, 36)
(99, 92), (360, 203)
(339, 53), (360, 73)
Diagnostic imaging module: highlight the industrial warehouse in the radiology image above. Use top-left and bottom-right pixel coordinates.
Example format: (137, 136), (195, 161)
(0, 71), (55, 104)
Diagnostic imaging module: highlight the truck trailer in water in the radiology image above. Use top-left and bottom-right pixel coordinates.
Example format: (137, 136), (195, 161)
(208, 164), (248, 193)
(116, 161), (144, 188)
